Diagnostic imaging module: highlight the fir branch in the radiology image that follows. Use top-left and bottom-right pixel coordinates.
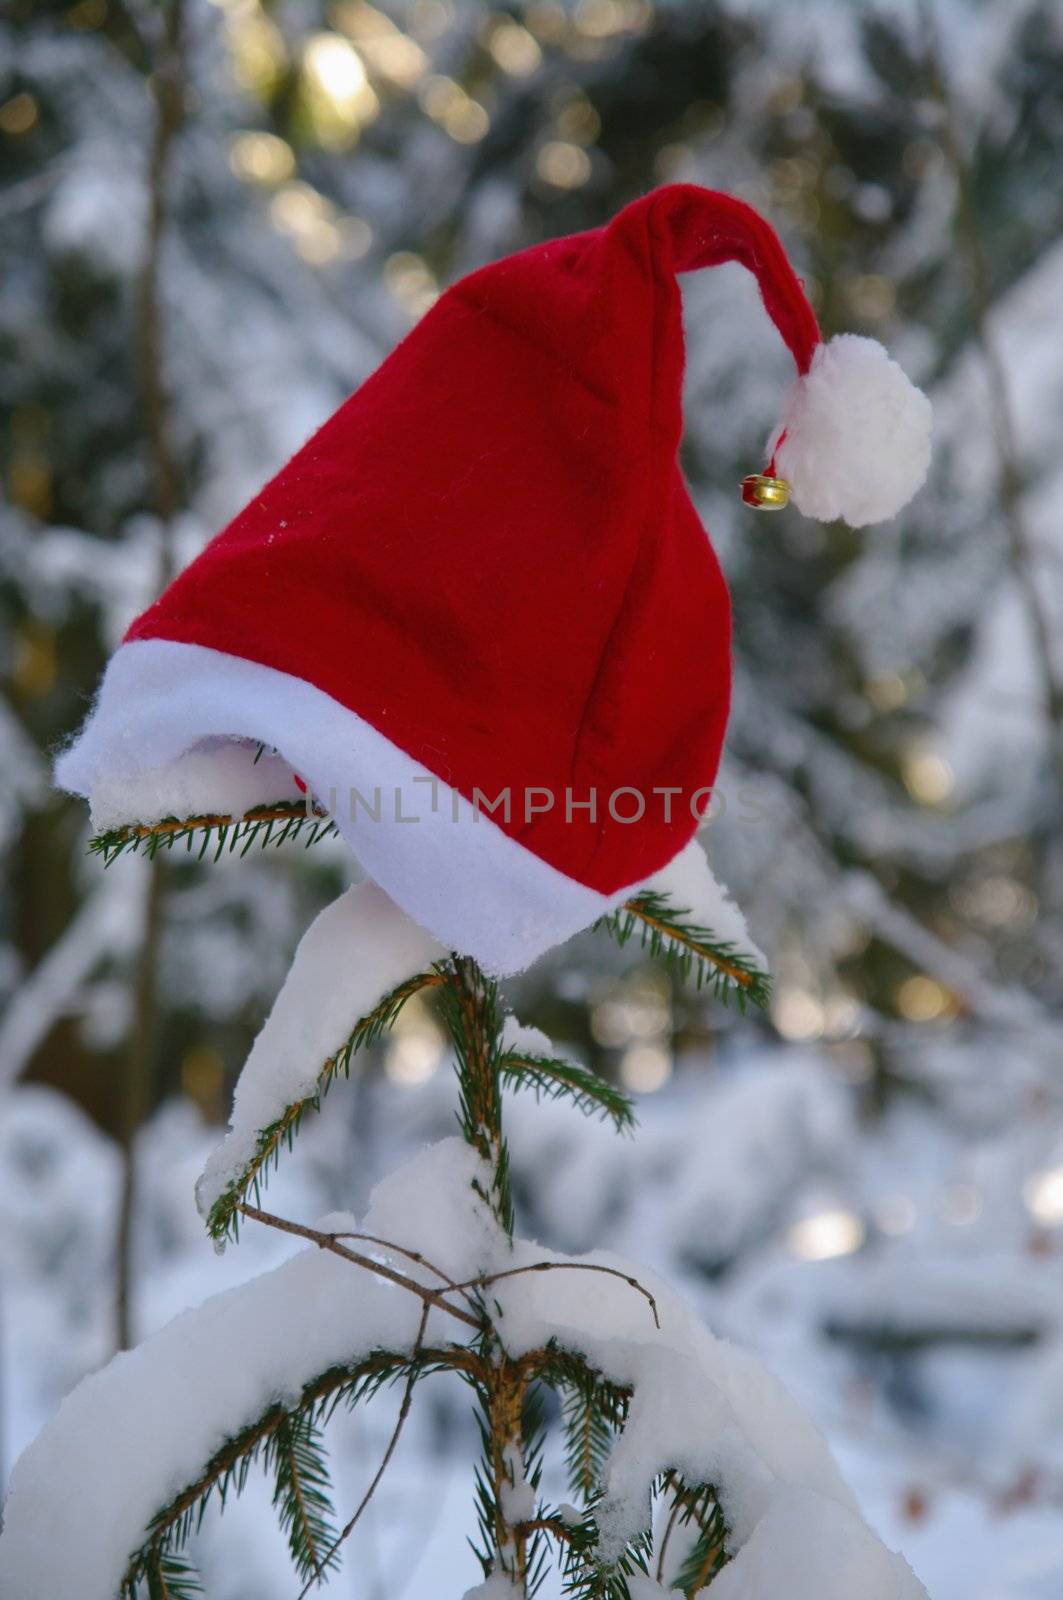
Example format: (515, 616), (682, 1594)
(520, 1352), (661, 1600)
(500, 1050), (635, 1133)
(89, 801), (335, 867)
(517, 1514), (582, 1545)
(657, 1472), (729, 1596)
(601, 892), (771, 1010)
(672, 1521), (728, 1596)
(560, 1512), (654, 1600)
(438, 957), (514, 1235)
(143, 1548), (201, 1600)
(564, 1387), (617, 1506)
(524, 1502), (655, 1600)
(205, 970), (443, 1242)
(120, 1347), (461, 1596)
(541, 1354), (630, 1503)
(557, 1470), (726, 1600)
(267, 1412), (338, 1585)
(470, 1334), (539, 1588)
(296, 1302), (431, 1598)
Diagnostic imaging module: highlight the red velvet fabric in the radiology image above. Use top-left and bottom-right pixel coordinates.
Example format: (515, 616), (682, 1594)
(126, 185), (821, 894)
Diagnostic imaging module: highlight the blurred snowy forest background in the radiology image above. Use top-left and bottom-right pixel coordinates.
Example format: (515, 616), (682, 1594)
(2, 0), (1063, 1594)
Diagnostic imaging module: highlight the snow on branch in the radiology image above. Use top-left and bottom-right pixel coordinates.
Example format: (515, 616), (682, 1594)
(0, 1222), (436, 1597)
(0, 1137), (927, 1600)
(196, 859), (768, 1248)
(22, 805), (891, 1599)
(600, 842), (770, 1010)
(0, 1139), (497, 1599)
(196, 882), (445, 1241)
(482, 1233), (927, 1600)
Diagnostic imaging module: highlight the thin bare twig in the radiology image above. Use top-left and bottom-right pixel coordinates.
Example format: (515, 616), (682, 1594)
(295, 1302), (431, 1599)
(328, 1231), (465, 1294)
(457, 1260), (660, 1331)
(237, 1203), (481, 1331)
(328, 1230), (483, 1317)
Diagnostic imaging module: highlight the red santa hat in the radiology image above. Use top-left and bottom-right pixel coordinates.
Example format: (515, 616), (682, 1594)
(56, 184), (931, 974)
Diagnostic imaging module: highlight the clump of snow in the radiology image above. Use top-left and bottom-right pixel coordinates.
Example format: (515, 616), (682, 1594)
(500, 1014), (554, 1058)
(0, 1139), (501, 1600)
(87, 740), (303, 831)
(775, 333), (933, 527)
(462, 1573), (523, 1599)
(706, 1487), (926, 1600)
(0, 1219), (424, 1598)
(1, 1136), (926, 1599)
(361, 1138), (501, 1285)
(196, 883), (444, 1219)
(484, 1231), (925, 1597)
(643, 839), (765, 969)
(500, 1442), (537, 1524)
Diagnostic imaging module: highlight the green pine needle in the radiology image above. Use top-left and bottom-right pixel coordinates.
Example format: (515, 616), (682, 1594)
(539, 1351), (629, 1505)
(120, 1346), (449, 1597)
(117, 1318), (724, 1600)
(561, 1384), (621, 1504)
(499, 1051), (635, 1134)
(205, 969), (443, 1243)
(436, 959), (515, 1237)
(89, 801), (335, 867)
(267, 1412), (339, 1584)
(143, 1548), (202, 1600)
(560, 1510), (653, 1600)
(599, 892), (772, 1011)
(555, 1470), (727, 1600)
(659, 1472), (729, 1596)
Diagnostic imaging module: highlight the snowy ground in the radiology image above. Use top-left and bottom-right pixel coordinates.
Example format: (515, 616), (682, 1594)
(4, 1023), (1063, 1597)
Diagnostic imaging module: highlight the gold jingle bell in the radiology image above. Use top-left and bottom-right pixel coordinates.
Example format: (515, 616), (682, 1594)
(740, 473), (791, 510)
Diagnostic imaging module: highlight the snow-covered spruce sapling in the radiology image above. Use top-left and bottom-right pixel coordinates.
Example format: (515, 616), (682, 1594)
(0, 810), (925, 1600)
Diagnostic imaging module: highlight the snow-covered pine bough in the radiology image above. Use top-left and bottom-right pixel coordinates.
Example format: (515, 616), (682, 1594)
(7, 178), (932, 1597)
(1, 818), (925, 1600)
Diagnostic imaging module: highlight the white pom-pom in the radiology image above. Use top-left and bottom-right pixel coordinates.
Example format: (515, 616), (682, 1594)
(773, 333), (932, 528)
